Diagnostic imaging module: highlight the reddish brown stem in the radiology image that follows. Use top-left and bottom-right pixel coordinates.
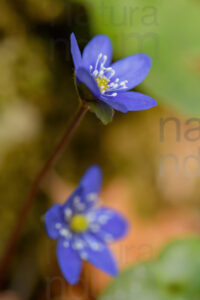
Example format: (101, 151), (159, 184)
(0, 103), (89, 289)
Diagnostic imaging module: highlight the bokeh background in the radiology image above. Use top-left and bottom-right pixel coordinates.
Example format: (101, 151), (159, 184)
(0, 0), (200, 299)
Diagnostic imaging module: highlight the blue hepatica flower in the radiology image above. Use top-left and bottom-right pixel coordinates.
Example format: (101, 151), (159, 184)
(45, 165), (128, 285)
(71, 33), (157, 113)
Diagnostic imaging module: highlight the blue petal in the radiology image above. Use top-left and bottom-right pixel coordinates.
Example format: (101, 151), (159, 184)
(56, 240), (83, 285)
(63, 185), (83, 211)
(76, 67), (101, 98)
(83, 241), (118, 276)
(100, 91), (157, 113)
(45, 204), (64, 239)
(63, 166), (102, 214)
(110, 54), (152, 90)
(82, 35), (112, 69)
(70, 33), (82, 71)
(94, 208), (129, 241)
(80, 165), (102, 196)
(99, 96), (127, 113)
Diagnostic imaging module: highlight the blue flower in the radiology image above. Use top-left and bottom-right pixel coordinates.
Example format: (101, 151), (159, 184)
(71, 33), (157, 113)
(45, 165), (128, 285)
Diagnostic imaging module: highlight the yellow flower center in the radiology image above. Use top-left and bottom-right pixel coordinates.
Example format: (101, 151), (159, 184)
(96, 76), (110, 92)
(70, 214), (88, 233)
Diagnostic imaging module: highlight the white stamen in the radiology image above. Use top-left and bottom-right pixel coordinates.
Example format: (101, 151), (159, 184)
(105, 67), (112, 71)
(93, 70), (98, 77)
(90, 53), (128, 96)
(108, 69), (115, 79)
(73, 240), (84, 250)
(120, 80), (128, 86)
(74, 196), (80, 203)
(109, 82), (118, 88)
(64, 208), (72, 220)
(100, 55), (108, 70)
(90, 224), (100, 233)
(60, 228), (71, 239)
(77, 204), (85, 211)
(105, 234), (114, 242)
(90, 242), (102, 251)
(55, 223), (62, 229)
(80, 252), (88, 260)
(63, 241), (69, 248)
(102, 93), (117, 97)
(87, 193), (98, 202)
(84, 234), (103, 251)
(98, 215), (109, 225)
(86, 213), (96, 223)
(73, 196), (85, 211)
(113, 83), (119, 89)
(94, 53), (103, 71)
(99, 70), (104, 77)
(73, 197), (85, 211)
(103, 55), (107, 61)
(98, 53), (103, 59)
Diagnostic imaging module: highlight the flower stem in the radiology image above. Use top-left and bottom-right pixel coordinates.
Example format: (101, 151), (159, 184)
(0, 102), (89, 289)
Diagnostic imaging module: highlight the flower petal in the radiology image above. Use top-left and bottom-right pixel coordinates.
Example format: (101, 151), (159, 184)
(100, 91), (157, 113)
(76, 67), (101, 98)
(45, 204), (64, 239)
(83, 241), (118, 276)
(70, 33), (82, 71)
(80, 165), (102, 196)
(110, 54), (152, 90)
(63, 185), (83, 211)
(82, 35), (112, 69)
(93, 207), (129, 241)
(63, 166), (102, 214)
(56, 240), (83, 285)
(100, 95), (127, 113)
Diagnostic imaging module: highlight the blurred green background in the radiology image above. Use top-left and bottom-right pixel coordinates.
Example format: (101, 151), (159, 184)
(0, 0), (199, 299)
